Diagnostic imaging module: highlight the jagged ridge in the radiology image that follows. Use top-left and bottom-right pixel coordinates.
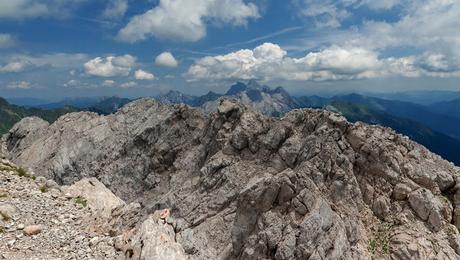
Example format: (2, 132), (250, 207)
(2, 98), (460, 259)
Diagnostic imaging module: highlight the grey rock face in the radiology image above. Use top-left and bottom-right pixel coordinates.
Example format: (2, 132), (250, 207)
(3, 98), (460, 259)
(121, 214), (187, 260)
(64, 178), (125, 220)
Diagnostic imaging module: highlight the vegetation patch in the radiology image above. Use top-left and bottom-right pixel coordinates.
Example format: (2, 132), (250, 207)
(0, 211), (11, 222)
(0, 164), (34, 179)
(0, 165), (13, 172)
(75, 196), (87, 207)
(39, 186), (48, 193)
(368, 223), (393, 256)
(16, 167), (32, 178)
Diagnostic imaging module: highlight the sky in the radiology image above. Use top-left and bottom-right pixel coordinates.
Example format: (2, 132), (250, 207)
(0, 0), (459, 99)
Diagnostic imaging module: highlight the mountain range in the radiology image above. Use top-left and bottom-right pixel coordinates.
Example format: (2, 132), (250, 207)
(2, 98), (460, 259)
(0, 97), (78, 135)
(153, 81), (460, 165)
(0, 97), (131, 135)
(1, 81), (459, 165)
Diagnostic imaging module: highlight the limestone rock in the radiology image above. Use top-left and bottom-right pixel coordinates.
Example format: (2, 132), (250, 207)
(408, 188), (447, 231)
(393, 183), (412, 200)
(23, 225), (42, 236)
(120, 212), (187, 260)
(0, 203), (17, 221)
(0, 159), (123, 259)
(65, 177), (125, 220)
(2, 98), (460, 259)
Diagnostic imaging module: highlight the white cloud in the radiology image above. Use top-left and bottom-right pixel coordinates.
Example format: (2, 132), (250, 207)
(417, 53), (456, 73)
(62, 80), (101, 89)
(102, 0), (128, 19)
(117, 0), (259, 42)
(102, 79), (116, 87)
(63, 79), (79, 87)
(186, 42), (460, 82)
(0, 60), (32, 73)
(295, 0), (401, 28)
(0, 53), (89, 74)
(0, 0), (48, 19)
(361, 0), (399, 10)
(7, 81), (31, 89)
(135, 69), (155, 80)
(0, 33), (14, 48)
(293, 0), (460, 76)
(120, 81), (137, 88)
(84, 55), (136, 77)
(253, 43), (287, 61)
(0, 0), (86, 19)
(362, 1), (460, 54)
(298, 0), (351, 28)
(155, 52), (178, 68)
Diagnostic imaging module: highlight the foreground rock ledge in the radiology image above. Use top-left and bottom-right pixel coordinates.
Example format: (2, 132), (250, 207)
(2, 98), (460, 259)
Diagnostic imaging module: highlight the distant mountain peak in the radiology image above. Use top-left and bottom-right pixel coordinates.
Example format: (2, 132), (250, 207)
(156, 90), (195, 105)
(271, 86), (289, 96)
(164, 90), (184, 96)
(226, 82), (248, 96)
(226, 80), (274, 96)
(246, 79), (261, 89)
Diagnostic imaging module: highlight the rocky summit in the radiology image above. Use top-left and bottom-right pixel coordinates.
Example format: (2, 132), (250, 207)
(1, 98), (460, 259)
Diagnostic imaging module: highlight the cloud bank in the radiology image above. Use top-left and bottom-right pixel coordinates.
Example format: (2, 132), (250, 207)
(84, 55), (136, 77)
(186, 42), (460, 82)
(118, 0), (259, 42)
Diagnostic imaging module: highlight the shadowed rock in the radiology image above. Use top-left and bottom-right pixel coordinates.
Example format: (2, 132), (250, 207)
(2, 98), (460, 259)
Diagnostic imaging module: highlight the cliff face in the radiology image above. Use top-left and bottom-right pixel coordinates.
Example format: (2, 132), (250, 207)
(3, 98), (460, 259)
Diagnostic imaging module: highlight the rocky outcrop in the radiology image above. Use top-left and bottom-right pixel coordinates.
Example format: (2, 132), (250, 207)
(0, 159), (123, 259)
(3, 98), (460, 259)
(64, 178), (125, 220)
(115, 209), (187, 260)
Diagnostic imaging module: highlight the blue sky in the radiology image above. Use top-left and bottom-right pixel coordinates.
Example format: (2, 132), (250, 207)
(0, 0), (459, 99)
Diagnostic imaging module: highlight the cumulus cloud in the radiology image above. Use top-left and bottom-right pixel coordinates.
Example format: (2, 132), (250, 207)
(0, 0), (86, 19)
(135, 69), (155, 80)
(186, 43), (380, 81)
(63, 79), (79, 88)
(0, 60), (32, 73)
(84, 55), (136, 77)
(0, 53), (89, 74)
(117, 0), (259, 42)
(0, 33), (14, 48)
(102, 0), (128, 19)
(155, 52), (178, 68)
(7, 81), (31, 89)
(186, 42), (460, 82)
(120, 81), (137, 88)
(102, 79), (116, 87)
(295, 0), (401, 28)
(342, 1), (460, 54)
(294, 0), (460, 77)
(297, 0), (351, 28)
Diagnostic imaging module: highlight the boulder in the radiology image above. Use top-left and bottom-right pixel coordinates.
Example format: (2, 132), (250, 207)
(408, 188), (446, 231)
(120, 212), (187, 260)
(23, 225), (43, 236)
(65, 178), (125, 220)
